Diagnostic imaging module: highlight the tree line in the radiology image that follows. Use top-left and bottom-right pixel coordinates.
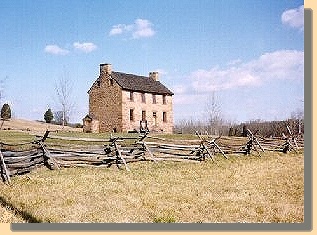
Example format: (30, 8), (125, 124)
(0, 103), (73, 126)
(174, 91), (304, 138)
(174, 116), (304, 138)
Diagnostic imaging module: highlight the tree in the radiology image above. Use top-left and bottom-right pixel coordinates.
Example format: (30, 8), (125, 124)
(228, 127), (234, 136)
(1, 103), (11, 120)
(205, 91), (223, 135)
(55, 72), (74, 126)
(44, 108), (54, 123)
(54, 111), (69, 125)
(0, 76), (8, 106)
(242, 124), (248, 137)
(290, 109), (304, 135)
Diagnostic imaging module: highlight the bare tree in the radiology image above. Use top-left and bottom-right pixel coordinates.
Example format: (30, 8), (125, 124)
(174, 118), (208, 135)
(0, 76), (8, 106)
(55, 72), (74, 126)
(205, 91), (223, 135)
(290, 108), (304, 135)
(53, 111), (69, 125)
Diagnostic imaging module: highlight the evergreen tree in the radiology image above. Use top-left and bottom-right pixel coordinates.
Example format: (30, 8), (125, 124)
(1, 103), (11, 120)
(44, 108), (54, 123)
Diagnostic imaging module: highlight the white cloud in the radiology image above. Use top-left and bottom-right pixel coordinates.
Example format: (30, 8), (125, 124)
(109, 18), (155, 39)
(172, 84), (187, 95)
(227, 59), (242, 66)
(172, 50), (303, 122)
(248, 50), (304, 80)
(184, 50), (303, 94)
(109, 24), (132, 36)
(132, 19), (155, 39)
(73, 42), (97, 53)
(109, 26), (122, 36)
(44, 44), (69, 55)
(189, 66), (260, 93)
(281, 5), (304, 31)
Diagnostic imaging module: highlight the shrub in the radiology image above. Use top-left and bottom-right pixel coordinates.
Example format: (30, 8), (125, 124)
(1, 103), (11, 120)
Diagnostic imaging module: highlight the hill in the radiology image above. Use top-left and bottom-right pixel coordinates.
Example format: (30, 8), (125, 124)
(0, 118), (82, 134)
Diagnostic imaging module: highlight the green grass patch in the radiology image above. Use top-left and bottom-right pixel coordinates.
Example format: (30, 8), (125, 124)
(0, 130), (35, 144)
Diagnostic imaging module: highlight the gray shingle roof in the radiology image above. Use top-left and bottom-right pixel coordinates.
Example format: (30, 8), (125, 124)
(111, 72), (173, 95)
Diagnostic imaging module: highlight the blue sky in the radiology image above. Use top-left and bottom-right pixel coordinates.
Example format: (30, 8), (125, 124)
(0, 0), (304, 124)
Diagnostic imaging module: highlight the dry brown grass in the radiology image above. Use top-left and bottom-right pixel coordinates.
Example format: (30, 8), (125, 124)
(1, 118), (81, 135)
(0, 204), (25, 223)
(0, 151), (304, 223)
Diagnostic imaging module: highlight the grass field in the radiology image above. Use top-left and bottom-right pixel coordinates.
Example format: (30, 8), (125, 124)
(0, 139), (304, 223)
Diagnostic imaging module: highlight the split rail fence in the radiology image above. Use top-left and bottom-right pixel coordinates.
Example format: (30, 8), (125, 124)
(0, 130), (304, 184)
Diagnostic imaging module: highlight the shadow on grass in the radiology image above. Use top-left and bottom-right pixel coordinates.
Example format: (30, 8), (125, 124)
(0, 196), (43, 223)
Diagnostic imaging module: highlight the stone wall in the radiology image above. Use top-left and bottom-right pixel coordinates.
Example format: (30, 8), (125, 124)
(88, 74), (123, 132)
(121, 90), (173, 133)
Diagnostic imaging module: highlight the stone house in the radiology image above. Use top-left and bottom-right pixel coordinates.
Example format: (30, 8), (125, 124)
(83, 63), (174, 133)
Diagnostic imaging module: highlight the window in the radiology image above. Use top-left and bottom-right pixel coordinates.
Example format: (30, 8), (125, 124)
(129, 109), (134, 121)
(163, 112), (167, 122)
(152, 94), (156, 104)
(153, 112), (157, 126)
(142, 110), (146, 121)
(141, 93), (146, 103)
(109, 79), (114, 86)
(162, 95), (166, 104)
(129, 91), (134, 101)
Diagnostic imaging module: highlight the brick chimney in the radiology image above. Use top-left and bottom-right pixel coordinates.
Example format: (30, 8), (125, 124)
(100, 63), (112, 75)
(149, 72), (159, 81)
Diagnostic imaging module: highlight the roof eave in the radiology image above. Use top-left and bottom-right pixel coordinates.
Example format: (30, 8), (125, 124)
(121, 88), (173, 96)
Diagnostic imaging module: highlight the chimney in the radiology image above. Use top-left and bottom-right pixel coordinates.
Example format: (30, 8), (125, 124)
(100, 63), (112, 75)
(149, 72), (159, 81)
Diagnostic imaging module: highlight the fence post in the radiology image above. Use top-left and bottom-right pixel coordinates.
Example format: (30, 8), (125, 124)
(195, 131), (215, 161)
(244, 129), (263, 157)
(138, 132), (157, 162)
(209, 138), (228, 159)
(36, 130), (60, 170)
(112, 139), (130, 171)
(0, 147), (11, 184)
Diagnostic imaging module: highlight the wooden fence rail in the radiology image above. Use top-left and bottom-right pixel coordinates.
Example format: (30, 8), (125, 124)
(0, 130), (304, 183)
